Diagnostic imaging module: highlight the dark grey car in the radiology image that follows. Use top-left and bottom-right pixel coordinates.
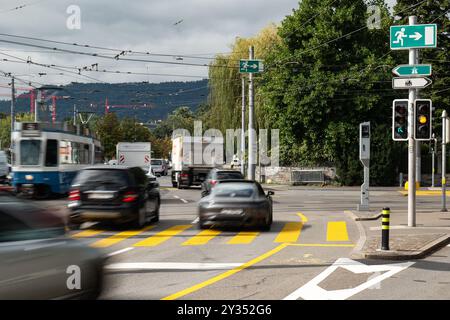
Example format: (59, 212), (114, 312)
(198, 180), (274, 231)
(0, 192), (105, 299)
(201, 168), (245, 197)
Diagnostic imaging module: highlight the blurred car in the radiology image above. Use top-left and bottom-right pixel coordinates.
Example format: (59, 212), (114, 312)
(198, 180), (274, 230)
(201, 168), (245, 197)
(151, 159), (168, 176)
(108, 160), (118, 166)
(167, 160), (172, 170)
(0, 191), (105, 299)
(0, 151), (8, 184)
(67, 166), (160, 229)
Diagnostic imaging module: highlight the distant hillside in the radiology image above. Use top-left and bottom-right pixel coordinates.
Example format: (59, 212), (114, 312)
(0, 80), (208, 123)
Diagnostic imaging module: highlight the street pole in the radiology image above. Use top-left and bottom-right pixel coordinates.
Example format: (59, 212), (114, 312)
(416, 49), (421, 187)
(248, 45), (255, 181)
(241, 77), (246, 176)
(73, 104), (77, 126)
(407, 16), (417, 227)
(432, 133), (436, 188)
(442, 110), (447, 212)
(10, 77), (15, 133)
(35, 89), (42, 122)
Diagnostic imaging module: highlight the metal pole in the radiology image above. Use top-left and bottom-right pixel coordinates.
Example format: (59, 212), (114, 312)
(241, 77), (246, 176)
(416, 49), (421, 187)
(407, 16), (417, 227)
(432, 134), (436, 187)
(73, 104), (77, 126)
(35, 89), (41, 122)
(10, 77), (15, 133)
(248, 45), (255, 181)
(442, 110), (447, 212)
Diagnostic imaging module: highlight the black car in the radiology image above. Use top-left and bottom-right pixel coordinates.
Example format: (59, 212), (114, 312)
(0, 191), (105, 299)
(201, 168), (245, 197)
(68, 166), (160, 229)
(198, 180), (274, 231)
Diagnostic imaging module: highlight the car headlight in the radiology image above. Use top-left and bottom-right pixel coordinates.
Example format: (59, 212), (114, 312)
(25, 175), (34, 181)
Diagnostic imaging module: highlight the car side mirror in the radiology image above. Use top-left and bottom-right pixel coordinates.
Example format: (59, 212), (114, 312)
(267, 191), (275, 196)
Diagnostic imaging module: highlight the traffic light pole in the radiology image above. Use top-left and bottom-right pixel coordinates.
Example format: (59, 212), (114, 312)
(248, 45), (256, 181)
(241, 77), (246, 176)
(442, 110), (447, 212)
(407, 16), (417, 227)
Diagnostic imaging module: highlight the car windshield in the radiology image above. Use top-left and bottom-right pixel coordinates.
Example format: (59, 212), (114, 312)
(20, 140), (41, 166)
(213, 183), (255, 198)
(72, 169), (130, 187)
(151, 160), (162, 165)
(216, 172), (244, 180)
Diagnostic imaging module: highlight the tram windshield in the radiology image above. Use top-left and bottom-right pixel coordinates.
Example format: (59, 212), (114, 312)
(20, 140), (41, 166)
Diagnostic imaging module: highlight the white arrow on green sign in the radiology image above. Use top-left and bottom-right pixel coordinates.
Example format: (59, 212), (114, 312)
(392, 64), (432, 77)
(390, 24), (437, 50)
(239, 60), (264, 73)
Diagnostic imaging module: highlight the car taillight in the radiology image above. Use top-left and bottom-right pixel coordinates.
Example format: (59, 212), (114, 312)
(122, 191), (138, 203)
(69, 189), (80, 201)
(210, 180), (217, 186)
(180, 173), (189, 178)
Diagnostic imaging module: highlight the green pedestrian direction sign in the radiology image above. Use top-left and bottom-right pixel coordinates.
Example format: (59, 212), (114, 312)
(390, 24), (437, 50)
(392, 64), (432, 77)
(239, 59), (264, 73)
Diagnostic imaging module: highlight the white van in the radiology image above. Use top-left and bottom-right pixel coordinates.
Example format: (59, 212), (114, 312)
(0, 151), (8, 183)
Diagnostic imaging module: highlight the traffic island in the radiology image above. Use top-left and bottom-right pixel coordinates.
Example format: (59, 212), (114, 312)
(352, 233), (450, 260)
(345, 210), (382, 221)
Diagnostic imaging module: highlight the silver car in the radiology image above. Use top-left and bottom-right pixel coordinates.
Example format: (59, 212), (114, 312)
(0, 192), (106, 299)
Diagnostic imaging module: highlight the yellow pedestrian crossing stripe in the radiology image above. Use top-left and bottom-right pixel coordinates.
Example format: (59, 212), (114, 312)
(133, 225), (192, 247)
(182, 229), (222, 246)
(90, 225), (155, 248)
(326, 221), (349, 241)
(274, 222), (303, 243)
(227, 231), (260, 244)
(70, 220), (349, 247)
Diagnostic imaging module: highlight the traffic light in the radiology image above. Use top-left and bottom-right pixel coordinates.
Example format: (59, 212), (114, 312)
(414, 99), (432, 141)
(392, 99), (409, 141)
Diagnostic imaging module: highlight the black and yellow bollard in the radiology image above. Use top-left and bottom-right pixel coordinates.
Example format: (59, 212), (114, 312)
(381, 207), (390, 250)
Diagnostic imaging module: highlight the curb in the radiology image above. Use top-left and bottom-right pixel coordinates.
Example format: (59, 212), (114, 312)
(344, 210), (382, 221)
(345, 210), (367, 259)
(355, 234), (450, 260)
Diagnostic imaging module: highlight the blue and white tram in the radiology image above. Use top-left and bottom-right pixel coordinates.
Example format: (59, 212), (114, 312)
(11, 122), (103, 197)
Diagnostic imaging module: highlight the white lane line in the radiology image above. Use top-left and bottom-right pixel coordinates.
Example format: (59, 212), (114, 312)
(107, 247), (134, 257)
(283, 258), (414, 300)
(191, 217), (199, 224)
(180, 198), (188, 203)
(173, 195), (180, 199)
(104, 262), (241, 271)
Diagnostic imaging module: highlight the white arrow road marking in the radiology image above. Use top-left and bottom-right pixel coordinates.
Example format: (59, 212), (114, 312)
(409, 32), (422, 40)
(283, 258), (414, 300)
(104, 262), (242, 271)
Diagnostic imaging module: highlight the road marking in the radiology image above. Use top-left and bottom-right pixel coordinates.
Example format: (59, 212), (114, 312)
(283, 258), (414, 300)
(105, 262), (242, 271)
(191, 217), (199, 224)
(297, 213), (308, 222)
(288, 243), (354, 247)
(327, 221), (349, 241)
(182, 229), (222, 246)
(133, 225), (192, 247)
(71, 229), (104, 238)
(90, 225), (155, 248)
(180, 198), (188, 203)
(227, 231), (260, 244)
(173, 195), (180, 199)
(107, 247), (134, 257)
(162, 243), (289, 300)
(274, 222), (303, 243)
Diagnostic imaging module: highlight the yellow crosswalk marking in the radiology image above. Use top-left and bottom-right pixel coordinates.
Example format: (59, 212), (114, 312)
(71, 229), (104, 238)
(90, 225), (155, 248)
(326, 221), (349, 241)
(274, 222), (303, 243)
(182, 229), (222, 246)
(227, 231), (260, 244)
(133, 225), (192, 247)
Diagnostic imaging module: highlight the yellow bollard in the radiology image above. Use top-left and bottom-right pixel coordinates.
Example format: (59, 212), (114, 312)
(404, 181), (420, 191)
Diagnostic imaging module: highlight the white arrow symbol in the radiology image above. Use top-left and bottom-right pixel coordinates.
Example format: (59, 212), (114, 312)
(409, 32), (422, 41)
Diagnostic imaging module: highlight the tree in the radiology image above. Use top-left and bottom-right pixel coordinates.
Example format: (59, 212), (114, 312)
(94, 113), (123, 159)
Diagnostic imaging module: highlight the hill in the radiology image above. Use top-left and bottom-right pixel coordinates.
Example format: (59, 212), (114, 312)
(0, 80), (208, 123)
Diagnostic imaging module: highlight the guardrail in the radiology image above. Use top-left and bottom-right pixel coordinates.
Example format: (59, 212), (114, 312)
(291, 169), (325, 184)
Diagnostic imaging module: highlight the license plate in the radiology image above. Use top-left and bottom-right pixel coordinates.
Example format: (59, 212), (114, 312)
(221, 209), (243, 215)
(88, 193), (114, 200)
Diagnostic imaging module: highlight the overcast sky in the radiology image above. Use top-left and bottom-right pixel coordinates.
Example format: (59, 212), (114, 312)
(0, 0), (302, 92)
(0, 0), (398, 94)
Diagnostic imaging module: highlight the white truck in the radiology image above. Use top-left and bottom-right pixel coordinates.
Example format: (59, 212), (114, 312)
(116, 142), (151, 172)
(171, 136), (224, 189)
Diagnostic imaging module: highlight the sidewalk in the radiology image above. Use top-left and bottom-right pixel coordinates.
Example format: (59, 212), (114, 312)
(347, 207), (450, 260)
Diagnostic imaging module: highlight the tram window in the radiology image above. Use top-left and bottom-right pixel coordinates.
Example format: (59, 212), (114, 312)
(20, 140), (41, 166)
(45, 139), (58, 167)
(59, 141), (91, 164)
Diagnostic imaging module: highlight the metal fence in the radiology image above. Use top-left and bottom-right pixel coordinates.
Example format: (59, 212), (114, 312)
(291, 169), (325, 184)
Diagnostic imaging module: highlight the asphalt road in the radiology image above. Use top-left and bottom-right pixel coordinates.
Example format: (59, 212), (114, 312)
(32, 177), (450, 300)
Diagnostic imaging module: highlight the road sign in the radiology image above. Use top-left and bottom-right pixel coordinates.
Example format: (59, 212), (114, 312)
(239, 60), (264, 73)
(390, 24), (437, 49)
(392, 77), (432, 89)
(392, 64), (432, 77)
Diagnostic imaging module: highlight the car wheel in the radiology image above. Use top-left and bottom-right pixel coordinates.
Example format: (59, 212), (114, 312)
(198, 218), (207, 229)
(172, 182), (178, 188)
(152, 198), (160, 223)
(261, 213), (272, 231)
(67, 221), (81, 231)
(132, 206), (146, 229)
